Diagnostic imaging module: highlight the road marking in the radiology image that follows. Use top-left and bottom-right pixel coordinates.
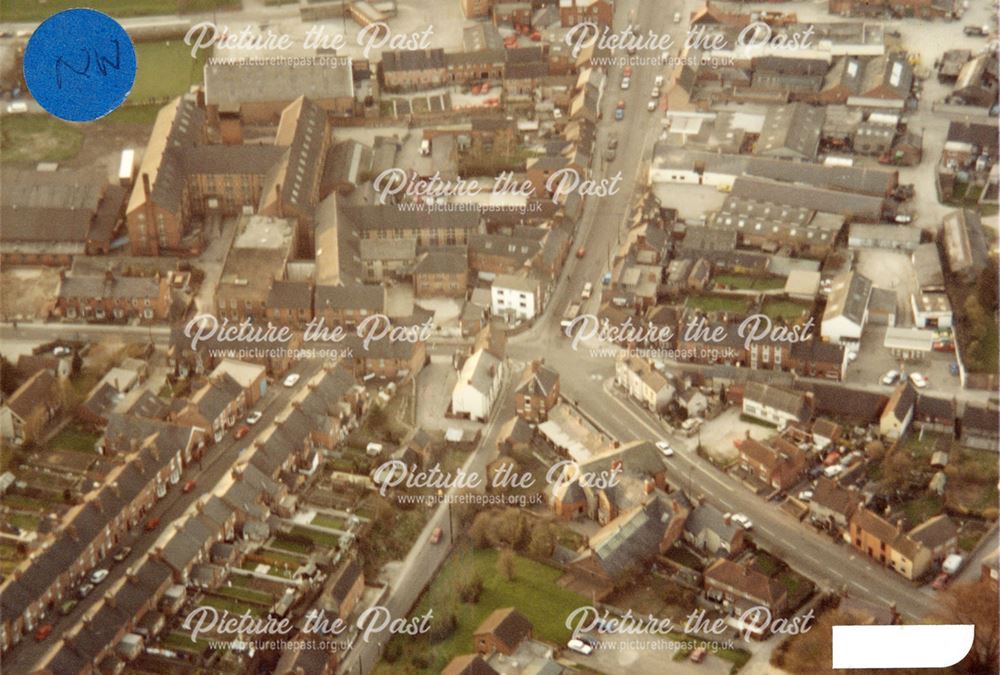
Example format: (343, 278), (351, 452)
(855, 583), (872, 593)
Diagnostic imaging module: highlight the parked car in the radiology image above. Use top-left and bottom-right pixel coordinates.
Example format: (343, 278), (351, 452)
(909, 372), (929, 388)
(690, 647), (706, 663)
(112, 546), (132, 562)
(581, 282), (593, 300)
(647, 100), (656, 111)
(881, 370), (900, 385)
(932, 572), (950, 591)
(77, 583), (94, 599)
(615, 107), (624, 121)
(673, 11), (682, 23)
(576, 635), (599, 649)
(246, 411), (263, 425)
(283, 373), (300, 387)
(89, 569), (109, 584)
(654, 75), (665, 87)
(59, 599), (78, 616)
(183, 479), (197, 493)
(576, 246), (586, 258)
(34, 624), (53, 642)
(623, 65), (632, 77)
(6, 102), (28, 114)
(53, 346), (71, 356)
(894, 213), (913, 224)
(234, 424), (250, 440)
(144, 517), (160, 532)
(798, 490), (814, 502)
(655, 441), (674, 457)
(728, 513), (753, 530)
(604, 147), (616, 162)
(567, 638), (594, 655)
(620, 76), (631, 90)
(430, 527), (443, 544)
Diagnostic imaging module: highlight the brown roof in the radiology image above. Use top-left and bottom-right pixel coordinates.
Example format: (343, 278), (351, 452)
(812, 477), (859, 517)
(851, 507), (925, 560)
(442, 654), (499, 675)
(3, 370), (58, 420)
(811, 418), (842, 440)
(704, 558), (787, 608)
(473, 607), (532, 650)
(908, 514), (958, 550)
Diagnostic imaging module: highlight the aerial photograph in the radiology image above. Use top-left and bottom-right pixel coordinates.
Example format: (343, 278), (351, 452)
(0, 0), (997, 673)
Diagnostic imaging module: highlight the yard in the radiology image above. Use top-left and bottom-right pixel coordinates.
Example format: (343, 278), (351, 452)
(378, 548), (588, 673)
(752, 550), (815, 611)
(0, 114), (85, 164)
(49, 425), (100, 454)
(945, 446), (1000, 518)
(685, 293), (754, 315)
(714, 274), (787, 291)
(310, 513), (348, 530)
(760, 298), (813, 323)
(1, 0), (240, 21)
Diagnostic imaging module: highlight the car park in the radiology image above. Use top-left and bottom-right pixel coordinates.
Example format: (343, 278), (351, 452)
(283, 373), (300, 387)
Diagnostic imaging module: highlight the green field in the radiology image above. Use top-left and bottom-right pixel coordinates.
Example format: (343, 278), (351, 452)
(761, 298), (813, 322)
(379, 548), (588, 673)
(0, 114), (85, 164)
(1, 0), (240, 22)
(50, 425), (100, 454)
(128, 39), (208, 103)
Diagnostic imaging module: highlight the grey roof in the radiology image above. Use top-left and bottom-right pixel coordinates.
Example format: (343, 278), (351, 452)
(58, 272), (161, 301)
(267, 280), (312, 311)
(731, 177), (884, 220)
(756, 103), (825, 160)
(413, 247), (469, 275)
(360, 238), (417, 261)
(382, 48), (446, 72)
(744, 382), (811, 419)
(685, 502), (741, 540)
(824, 271), (873, 325)
(205, 58), (354, 106)
(913, 243), (945, 291)
(578, 496), (677, 579)
(182, 145), (284, 175)
(315, 283), (385, 311)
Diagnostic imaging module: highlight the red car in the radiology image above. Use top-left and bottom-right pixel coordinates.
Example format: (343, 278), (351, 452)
(576, 246), (586, 259)
(34, 624), (53, 642)
(430, 527), (443, 544)
(144, 517), (160, 532)
(932, 572), (950, 591)
(234, 425), (250, 440)
(182, 480), (197, 493)
(623, 65), (633, 77)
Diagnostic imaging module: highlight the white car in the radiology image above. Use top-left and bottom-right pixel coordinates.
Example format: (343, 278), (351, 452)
(53, 346), (72, 356)
(673, 11), (682, 23)
(246, 411), (263, 425)
(647, 100), (657, 111)
(283, 373), (300, 387)
(847, 350), (858, 362)
(728, 513), (753, 530)
(567, 638), (594, 656)
(655, 441), (674, 457)
(620, 76), (631, 90)
(654, 75), (665, 87)
(650, 87), (661, 99)
(581, 282), (593, 300)
(89, 569), (109, 584)
(881, 370), (900, 385)
(798, 490), (814, 502)
(909, 372), (928, 388)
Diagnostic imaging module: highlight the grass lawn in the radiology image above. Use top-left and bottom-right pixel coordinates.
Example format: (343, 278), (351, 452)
(50, 425), (100, 454)
(686, 293), (753, 315)
(102, 103), (163, 126)
(903, 432), (950, 460)
(270, 536), (312, 555)
(129, 40), (208, 103)
(1, 494), (50, 512)
(9, 512), (41, 532)
(761, 298), (812, 322)
(1, 0), (240, 21)
(216, 585), (273, 606)
(0, 114), (85, 164)
(162, 630), (209, 654)
(380, 548), (588, 673)
(201, 594), (263, 618)
(311, 513), (347, 530)
(901, 493), (943, 525)
(289, 525), (341, 549)
(946, 447), (1000, 515)
(714, 274), (787, 291)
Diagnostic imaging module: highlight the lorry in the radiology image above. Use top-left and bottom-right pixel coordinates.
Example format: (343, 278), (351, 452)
(561, 303), (581, 330)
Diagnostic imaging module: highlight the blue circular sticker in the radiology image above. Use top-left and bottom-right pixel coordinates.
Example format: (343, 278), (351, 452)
(23, 8), (136, 122)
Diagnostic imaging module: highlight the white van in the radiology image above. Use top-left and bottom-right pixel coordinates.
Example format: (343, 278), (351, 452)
(420, 139), (431, 156)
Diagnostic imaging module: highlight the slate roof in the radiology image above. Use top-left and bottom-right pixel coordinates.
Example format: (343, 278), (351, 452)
(330, 557), (363, 605)
(744, 382), (811, 419)
(413, 247), (469, 275)
(908, 514), (957, 550)
(204, 58), (354, 106)
(382, 48), (446, 72)
(580, 495), (678, 579)
(824, 271), (873, 326)
(474, 607), (533, 649)
(267, 280), (313, 311)
(811, 477), (859, 517)
(3, 369), (57, 420)
(755, 103), (825, 159)
(315, 283), (385, 312)
(704, 558), (787, 608)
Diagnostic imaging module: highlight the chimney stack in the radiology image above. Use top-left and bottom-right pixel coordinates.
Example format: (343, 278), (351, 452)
(142, 173), (151, 201)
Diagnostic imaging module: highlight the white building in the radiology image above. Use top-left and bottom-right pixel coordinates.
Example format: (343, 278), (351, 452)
(491, 273), (541, 321)
(911, 292), (953, 329)
(821, 271), (872, 345)
(451, 348), (504, 422)
(616, 356), (674, 413)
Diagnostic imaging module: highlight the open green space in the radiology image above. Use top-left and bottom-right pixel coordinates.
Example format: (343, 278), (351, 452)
(1, 0), (240, 22)
(129, 39), (209, 103)
(0, 114), (85, 164)
(310, 513), (347, 530)
(714, 274), (787, 291)
(50, 425), (100, 454)
(378, 548), (588, 673)
(685, 293), (754, 314)
(761, 298), (812, 322)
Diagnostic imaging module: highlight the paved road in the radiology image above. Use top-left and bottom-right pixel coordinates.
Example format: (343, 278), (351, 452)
(5, 359), (324, 672)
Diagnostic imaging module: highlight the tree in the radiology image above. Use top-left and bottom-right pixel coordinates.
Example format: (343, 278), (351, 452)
(975, 260), (998, 313)
(931, 579), (999, 673)
(527, 522), (556, 558)
(455, 567), (483, 604)
(497, 548), (515, 581)
(879, 450), (915, 493)
(468, 511), (494, 549)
